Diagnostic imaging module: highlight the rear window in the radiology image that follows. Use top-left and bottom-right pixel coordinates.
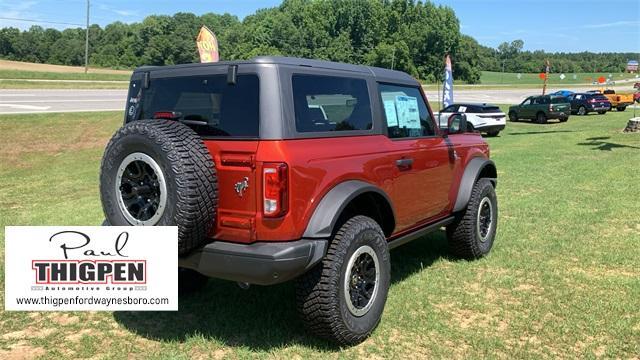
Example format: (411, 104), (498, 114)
(480, 106), (501, 113)
(591, 94), (609, 100)
(551, 96), (568, 104)
(292, 74), (372, 133)
(456, 105), (500, 113)
(135, 74), (259, 138)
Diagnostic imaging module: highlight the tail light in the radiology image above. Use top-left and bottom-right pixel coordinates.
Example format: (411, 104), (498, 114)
(549, 104), (553, 111)
(263, 163), (288, 217)
(154, 111), (181, 120)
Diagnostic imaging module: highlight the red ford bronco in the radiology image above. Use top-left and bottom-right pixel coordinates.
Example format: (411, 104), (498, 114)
(100, 57), (498, 345)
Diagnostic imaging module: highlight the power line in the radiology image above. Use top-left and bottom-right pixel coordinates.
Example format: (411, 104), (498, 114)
(0, 17), (84, 27)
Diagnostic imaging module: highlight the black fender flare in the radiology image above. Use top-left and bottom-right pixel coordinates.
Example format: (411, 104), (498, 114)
(303, 180), (394, 239)
(453, 157), (497, 212)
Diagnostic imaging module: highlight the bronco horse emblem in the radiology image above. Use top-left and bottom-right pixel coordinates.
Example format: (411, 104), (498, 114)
(234, 177), (249, 197)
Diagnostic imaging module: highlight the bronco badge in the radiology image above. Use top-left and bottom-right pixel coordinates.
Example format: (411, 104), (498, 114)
(234, 177), (249, 197)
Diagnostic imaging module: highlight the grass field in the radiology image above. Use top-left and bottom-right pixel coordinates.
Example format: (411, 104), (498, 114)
(0, 60), (131, 89)
(1, 110), (639, 358)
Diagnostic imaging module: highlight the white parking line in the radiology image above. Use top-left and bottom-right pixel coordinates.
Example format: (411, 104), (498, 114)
(0, 104), (50, 110)
(0, 99), (122, 103)
(0, 108), (123, 115)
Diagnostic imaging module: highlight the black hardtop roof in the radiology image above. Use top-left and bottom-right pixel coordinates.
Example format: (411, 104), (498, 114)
(134, 56), (417, 84)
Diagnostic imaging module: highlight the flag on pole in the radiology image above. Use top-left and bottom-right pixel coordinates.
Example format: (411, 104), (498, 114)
(443, 54), (453, 108)
(196, 26), (219, 63)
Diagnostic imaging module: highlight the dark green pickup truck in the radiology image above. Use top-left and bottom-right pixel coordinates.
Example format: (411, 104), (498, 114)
(508, 95), (571, 124)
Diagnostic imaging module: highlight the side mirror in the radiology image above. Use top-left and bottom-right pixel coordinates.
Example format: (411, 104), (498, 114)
(447, 113), (467, 134)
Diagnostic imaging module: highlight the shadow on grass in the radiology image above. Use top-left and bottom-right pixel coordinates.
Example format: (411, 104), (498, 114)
(577, 136), (640, 151)
(509, 130), (576, 136)
(114, 232), (451, 350)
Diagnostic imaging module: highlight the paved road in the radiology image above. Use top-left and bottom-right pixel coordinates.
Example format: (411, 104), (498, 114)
(0, 86), (636, 115)
(0, 89), (126, 115)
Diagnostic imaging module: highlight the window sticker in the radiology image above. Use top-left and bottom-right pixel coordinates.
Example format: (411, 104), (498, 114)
(383, 100), (398, 127)
(458, 106), (467, 113)
(395, 96), (420, 129)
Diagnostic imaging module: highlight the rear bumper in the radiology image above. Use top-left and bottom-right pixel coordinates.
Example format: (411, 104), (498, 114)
(477, 124), (505, 133)
(548, 111), (570, 119)
(178, 239), (328, 285)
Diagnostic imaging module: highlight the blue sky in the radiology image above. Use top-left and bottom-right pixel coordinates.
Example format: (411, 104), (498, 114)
(1, 0), (638, 52)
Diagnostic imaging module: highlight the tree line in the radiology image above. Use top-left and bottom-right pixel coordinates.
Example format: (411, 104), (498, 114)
(0, 0), (636, 83)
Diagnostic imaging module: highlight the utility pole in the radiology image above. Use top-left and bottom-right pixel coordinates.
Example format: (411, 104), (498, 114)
(391, 47), (395, 70)
(84, 0), (90, 74)
(542, 59), (550, 95)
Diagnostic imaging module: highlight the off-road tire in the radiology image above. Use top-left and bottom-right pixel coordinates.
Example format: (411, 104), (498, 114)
(295, 215), (390, 346)
(100, 120), (218, 255)
(446, 178), (498, 260)
(178, 268), (209, 294)
(508, 111), (518, 122)
(536, 112), (547, 124)
(617, 106), (626, 112)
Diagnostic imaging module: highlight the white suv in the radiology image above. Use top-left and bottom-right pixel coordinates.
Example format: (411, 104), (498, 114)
(436, 103), (506, 137)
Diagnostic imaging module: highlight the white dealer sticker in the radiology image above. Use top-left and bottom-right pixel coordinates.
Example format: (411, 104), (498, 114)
(4, 226), (178, 311)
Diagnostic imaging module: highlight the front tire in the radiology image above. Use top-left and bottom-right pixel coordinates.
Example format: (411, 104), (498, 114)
(295, 216), (390, 346)
(597, 111), (606, 115)
(486, 130), (500, 137)
(447, 178), (498, 259)
(617, 106), (626, 112)
(508, 111), (518, 122)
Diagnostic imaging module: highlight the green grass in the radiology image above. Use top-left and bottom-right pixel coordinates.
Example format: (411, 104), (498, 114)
(481, 71), (639, 85)
(0, 69), (131, 81)
(1, 110), (639, 358)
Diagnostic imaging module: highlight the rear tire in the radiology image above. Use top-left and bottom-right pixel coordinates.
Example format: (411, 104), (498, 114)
(486, 130), (500, 137)
(536, 112), (547, 124)
(577, 106), (587, 116)
(100, 120), (218, 255)
(597, 111), (606, 115)
(559, 116), (568, 123)
(617, 106), (626, 111)
(446, 178), (498, 260)
(295, 215), (390, 346)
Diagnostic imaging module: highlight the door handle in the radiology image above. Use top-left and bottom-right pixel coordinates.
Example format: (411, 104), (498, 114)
(395, 158), (414, 169)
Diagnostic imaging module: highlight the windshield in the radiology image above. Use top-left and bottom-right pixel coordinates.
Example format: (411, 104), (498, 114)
(134, 74), (260, 138)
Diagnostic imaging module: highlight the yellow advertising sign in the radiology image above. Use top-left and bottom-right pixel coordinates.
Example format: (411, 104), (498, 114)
(196, 26), (219, 63)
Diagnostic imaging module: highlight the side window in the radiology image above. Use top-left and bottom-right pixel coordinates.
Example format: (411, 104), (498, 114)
(379, 83), (435, 139)
(292, 74), (372, 133)
(521, 98), (532, 106)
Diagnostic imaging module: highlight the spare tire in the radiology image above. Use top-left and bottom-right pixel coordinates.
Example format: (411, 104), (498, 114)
(100, 120), (218, 255)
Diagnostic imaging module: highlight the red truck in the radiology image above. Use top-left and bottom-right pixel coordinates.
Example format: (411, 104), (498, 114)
(100, 57), (498, 345)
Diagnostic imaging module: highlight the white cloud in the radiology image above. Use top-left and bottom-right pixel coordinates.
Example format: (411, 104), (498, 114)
(582, 20), (640, 29)
(113, 9), (135, 17)
(0, 1), (41, 30)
